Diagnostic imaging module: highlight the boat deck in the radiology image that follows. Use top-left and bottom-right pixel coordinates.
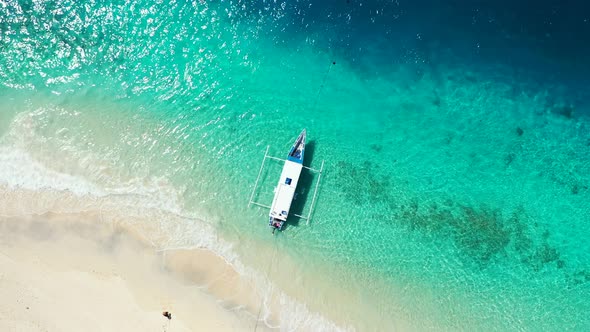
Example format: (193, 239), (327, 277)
(269, 160), (303, 221)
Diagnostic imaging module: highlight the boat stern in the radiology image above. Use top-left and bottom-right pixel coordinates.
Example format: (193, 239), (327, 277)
(269, 217), (285, 231)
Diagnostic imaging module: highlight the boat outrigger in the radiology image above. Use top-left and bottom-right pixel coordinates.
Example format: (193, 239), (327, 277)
(248, 129), (324, 233)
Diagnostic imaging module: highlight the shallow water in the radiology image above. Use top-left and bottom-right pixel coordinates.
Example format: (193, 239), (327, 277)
(1, 1), (589, 330)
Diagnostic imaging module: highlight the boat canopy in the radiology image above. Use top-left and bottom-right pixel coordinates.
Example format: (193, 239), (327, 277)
(269, 160), (303, 221)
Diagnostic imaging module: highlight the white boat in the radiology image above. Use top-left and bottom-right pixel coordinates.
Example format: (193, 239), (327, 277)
(268, 129), (306, 232)
(248, 130), (324, 234)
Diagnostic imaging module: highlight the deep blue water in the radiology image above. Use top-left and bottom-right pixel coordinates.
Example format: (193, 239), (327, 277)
(236, 0), (590, 115)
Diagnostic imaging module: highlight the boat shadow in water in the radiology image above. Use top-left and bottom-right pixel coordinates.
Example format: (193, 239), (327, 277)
(283, 140), (318, 231)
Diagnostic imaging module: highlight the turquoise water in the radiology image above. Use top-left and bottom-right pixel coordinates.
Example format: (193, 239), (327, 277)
(1, 1), (590, 330)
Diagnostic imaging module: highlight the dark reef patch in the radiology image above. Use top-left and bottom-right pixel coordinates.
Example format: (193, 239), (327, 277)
(334, 160), (393, 207)
(570, 184), (588, 195)
(568, 270), (590, 286)
(334, 159), (583, 283)
(546, 101), (576, 119)
(504, 153), (516, 166)
(395, 201), (588, 285)
(431, 93), (442, 107)
(370, 143), (382, 153)
(443, 133), (454, 145)
(572, 184), (579, 195)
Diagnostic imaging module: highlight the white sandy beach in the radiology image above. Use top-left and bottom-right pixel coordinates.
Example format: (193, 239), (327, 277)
(0, 212), (264, 332)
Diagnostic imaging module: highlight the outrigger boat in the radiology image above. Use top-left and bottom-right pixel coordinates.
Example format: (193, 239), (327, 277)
(267, 129), (306, 231)
(248, 130), (324, 233)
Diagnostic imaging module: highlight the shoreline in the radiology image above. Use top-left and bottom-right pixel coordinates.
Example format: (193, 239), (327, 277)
(0, 212), (267, 332)
(0, 181), (349, 332)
